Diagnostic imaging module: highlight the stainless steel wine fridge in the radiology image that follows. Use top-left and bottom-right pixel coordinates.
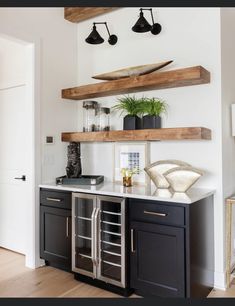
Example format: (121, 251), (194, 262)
(72, 193), (126, 288)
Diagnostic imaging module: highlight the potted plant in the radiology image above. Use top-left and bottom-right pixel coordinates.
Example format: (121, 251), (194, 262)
(141, 97), (168, 129)
(112, 96), (143, 130)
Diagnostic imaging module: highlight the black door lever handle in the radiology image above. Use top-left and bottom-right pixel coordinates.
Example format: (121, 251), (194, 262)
(14, 175), (26, 181)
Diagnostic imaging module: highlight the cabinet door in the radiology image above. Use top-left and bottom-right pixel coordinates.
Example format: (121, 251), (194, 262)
(40, 206), (71, 270)
(130, 221), (185, 297)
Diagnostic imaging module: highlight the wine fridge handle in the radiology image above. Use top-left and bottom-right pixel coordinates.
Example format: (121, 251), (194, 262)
(131, 229), (135, 253)
(91, 207), (97, 265)
(94, 207), (100, 265)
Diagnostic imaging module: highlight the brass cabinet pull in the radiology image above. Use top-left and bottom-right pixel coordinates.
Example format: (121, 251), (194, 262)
(131, 229), (135, 253)
(66, 217), (69, 237)
(46, 197), (61, 202)
(144, 210), (167, 217)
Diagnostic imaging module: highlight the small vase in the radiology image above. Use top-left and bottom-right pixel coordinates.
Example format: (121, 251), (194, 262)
(123, 115), (142, 130)
(143, 115), (161, 129)
(123, 176), (132, 187)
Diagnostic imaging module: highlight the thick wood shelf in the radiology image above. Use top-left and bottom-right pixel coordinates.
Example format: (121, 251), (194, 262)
(62, 66), (210, 101)
(61, 127), (211, 142)
(64, 7), (118, 23)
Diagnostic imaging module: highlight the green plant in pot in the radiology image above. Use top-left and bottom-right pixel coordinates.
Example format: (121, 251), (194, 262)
(141, 97), (168, 129)
(112, 96), (143, 130)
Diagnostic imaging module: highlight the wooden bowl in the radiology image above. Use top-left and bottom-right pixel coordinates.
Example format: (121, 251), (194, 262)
(92, 60), (173, 80)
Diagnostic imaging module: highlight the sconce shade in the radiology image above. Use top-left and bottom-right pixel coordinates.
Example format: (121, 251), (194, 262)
(132, 11), (152, 33)
(132, 8), (162, 36)
(85, 22), (117, 45)
(85, 25), (104, 44)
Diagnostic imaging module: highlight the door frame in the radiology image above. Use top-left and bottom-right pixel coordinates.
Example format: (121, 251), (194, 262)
(0, 31), (42, 268)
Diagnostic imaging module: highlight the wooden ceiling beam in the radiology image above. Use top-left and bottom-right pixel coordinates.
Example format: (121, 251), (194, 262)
(64, 7), (119, 23)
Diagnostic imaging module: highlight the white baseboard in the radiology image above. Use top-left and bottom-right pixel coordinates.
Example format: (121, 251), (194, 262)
(25, 254), (45, 269)
(25, 254), (35, 269)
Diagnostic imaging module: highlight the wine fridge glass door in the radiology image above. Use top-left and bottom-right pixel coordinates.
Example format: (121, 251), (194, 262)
(97, 196), (126, 288)
(72, 193), (96, 278)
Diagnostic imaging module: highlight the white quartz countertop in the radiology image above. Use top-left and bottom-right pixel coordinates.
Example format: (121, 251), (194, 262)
(39, 181), (215, 205)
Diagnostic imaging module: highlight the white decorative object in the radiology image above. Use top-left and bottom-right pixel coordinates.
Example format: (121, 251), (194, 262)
(113, 142), (150, 185)
(144, 160), (191, 189)
(163, 166), (203, 193)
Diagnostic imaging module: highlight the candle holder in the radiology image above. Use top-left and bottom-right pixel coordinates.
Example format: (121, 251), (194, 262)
(121, 168), (138, 187)
(123, 176), (132, 187)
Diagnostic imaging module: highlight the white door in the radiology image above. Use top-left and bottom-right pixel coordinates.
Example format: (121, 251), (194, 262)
(0, 37), (33, 258)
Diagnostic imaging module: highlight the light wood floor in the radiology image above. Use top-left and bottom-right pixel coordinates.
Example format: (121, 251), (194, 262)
(0, 247), (233, 298)
(0, 248), (131, 297)
(208, 281), (235, 298)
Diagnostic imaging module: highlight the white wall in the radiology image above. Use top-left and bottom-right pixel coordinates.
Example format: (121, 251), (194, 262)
(76, 8), (226, 288)
(221, 9), (235, 268)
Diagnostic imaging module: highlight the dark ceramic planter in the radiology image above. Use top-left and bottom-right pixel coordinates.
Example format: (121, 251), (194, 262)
(123, 115), (142, 130)
(143, 115), (161, 129)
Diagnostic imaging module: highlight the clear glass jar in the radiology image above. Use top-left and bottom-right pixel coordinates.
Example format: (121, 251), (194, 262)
(83, 101), (98, 132)
(96, 107), (110, 131)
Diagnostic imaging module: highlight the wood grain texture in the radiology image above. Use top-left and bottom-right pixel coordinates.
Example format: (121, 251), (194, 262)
(225, 197), (235, 288)
(61, 127), (212, 143)
(226, 201), (233, 288)
(62, 66), (210, 101)
(0, 248), (120, 297)
(64, 7), (118, 23)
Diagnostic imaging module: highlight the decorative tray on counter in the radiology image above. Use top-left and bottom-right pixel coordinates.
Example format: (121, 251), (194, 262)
(56, 175), (104, 186)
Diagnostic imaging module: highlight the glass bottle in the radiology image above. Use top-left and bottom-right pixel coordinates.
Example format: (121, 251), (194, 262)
(96, 107), (110, 131)
(83, 101), (98, 132)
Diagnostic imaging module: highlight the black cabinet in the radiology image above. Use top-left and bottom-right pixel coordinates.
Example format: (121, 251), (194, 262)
(39, 187), (214, 298)
(129, 197), (214, 298)
(130, 221), (185, 297)
(40, 189), (72, 271)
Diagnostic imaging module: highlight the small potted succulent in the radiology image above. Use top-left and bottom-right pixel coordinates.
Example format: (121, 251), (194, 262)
(112, 96), (143, 130)
(141, 97), (168, 129)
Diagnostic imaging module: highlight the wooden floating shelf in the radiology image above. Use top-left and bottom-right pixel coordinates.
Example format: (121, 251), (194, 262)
(64, 7), (118, 23)
(62, 66), (210, 101)
(61, 127), (212, 143)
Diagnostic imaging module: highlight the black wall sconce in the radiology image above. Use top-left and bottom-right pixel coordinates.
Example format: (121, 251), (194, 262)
(85, 22), (118, 45)
(132, 8), (162, 35)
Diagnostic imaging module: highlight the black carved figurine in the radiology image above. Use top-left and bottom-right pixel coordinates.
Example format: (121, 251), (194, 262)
(66, 142), (82, 178)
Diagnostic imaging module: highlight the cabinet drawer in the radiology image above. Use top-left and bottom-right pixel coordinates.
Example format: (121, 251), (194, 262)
(40, 189), (71, 210)
(129, 199), (185, 227)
